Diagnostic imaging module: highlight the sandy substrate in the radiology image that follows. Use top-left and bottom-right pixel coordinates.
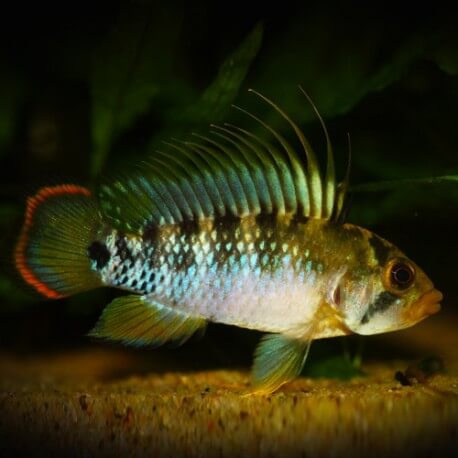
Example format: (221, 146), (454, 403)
(0, 316), (457, 457)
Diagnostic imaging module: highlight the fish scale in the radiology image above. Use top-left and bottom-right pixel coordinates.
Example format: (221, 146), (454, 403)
(97, 217), (335, 334)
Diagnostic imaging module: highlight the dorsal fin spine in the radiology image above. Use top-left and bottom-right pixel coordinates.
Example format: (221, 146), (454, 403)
(189, 136), (250, 217)
(114, 178), (161, 228)
(128, 177), (170, 226)
(157, 143), (214, 219)
(148, 153), (193, 221)
(204, 131), (262, 215)
(248, 89), (323, 218)
(184, 142), (237, 216)
(232, 105), (297, 215)
(211, 125), (274, 213)
(298, 86), (335, 219)
(165, 141), (226, 217)
(99, 89), (346, 232)
(144, 160), (193, 221)
(222, 123), (287, 215)
(241, 91), (310, 217)
(154, 152), (205, 220)
(157, 148), (208, 220)
(139, 171), (184, 224)
(191, 134), (250, 215)
(210, 126), (270, 214)
(334, 133), (351, 221)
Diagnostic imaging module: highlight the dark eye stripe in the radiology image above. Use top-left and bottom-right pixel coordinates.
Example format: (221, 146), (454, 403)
(369, 235), (391, 266)
(360, 291), (398, 325)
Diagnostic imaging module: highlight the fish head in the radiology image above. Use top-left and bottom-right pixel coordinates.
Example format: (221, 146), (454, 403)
(328, 227), (442, 335)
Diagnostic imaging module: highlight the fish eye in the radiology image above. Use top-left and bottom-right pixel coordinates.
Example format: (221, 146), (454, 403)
(386, 259), (415, 290)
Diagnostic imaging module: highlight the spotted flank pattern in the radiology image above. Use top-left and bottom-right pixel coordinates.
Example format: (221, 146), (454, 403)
(93, 216), (337, 333)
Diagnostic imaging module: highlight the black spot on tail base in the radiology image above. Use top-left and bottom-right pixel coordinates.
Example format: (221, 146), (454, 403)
(88, 241), (111, 269)
(360, 291), (398, 324)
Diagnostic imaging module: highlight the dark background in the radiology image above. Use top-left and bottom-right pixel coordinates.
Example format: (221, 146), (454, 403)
(0, 1), (456, 375)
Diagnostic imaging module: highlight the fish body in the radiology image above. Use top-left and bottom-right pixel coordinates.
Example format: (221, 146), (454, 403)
(14, 90), (442, 392)
(93, 218), (346, 336)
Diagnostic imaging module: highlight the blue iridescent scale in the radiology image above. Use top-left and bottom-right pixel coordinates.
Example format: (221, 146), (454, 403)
(95, 217), (328, 333)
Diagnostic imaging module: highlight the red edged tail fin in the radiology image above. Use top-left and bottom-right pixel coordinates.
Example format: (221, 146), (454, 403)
(14, 185), (104, 299)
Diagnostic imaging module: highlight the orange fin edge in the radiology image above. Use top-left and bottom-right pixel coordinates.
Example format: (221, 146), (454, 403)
(14, 184), (92, 299)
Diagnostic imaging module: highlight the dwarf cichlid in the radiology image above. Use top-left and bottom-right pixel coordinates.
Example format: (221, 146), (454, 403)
(14, 89), (442, 393)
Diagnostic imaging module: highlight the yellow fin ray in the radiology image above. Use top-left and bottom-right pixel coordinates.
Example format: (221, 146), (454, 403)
(89, 295), (207, 347)
(99, 89), (348, 233)
(251, 333), (312, 394)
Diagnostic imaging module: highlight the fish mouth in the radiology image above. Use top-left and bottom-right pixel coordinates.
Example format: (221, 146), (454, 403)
(405, 288), (443, 323)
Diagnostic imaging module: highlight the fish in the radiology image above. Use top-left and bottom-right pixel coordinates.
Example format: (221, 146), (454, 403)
(14, 88), (443, 393)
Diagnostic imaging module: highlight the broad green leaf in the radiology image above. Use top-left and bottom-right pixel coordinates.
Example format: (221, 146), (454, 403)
(248, 11), (444, 126)
(429, 28), (458, 75)
(175, 23), (263, 125)
(351, 175), (458, 193)
(148, 23), (263, 148)
(91, 3), (184, 176)
(349, 179), (458, 225)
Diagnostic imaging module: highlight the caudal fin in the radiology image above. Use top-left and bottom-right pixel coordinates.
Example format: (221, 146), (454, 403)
(14, 185), (104, 299)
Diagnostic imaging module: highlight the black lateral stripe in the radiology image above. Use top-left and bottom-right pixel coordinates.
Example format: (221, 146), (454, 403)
(142, 223), (158, 242)
(180, 219), (201, 236)
(369, 235), (391, 266)
(360, 291), (398, 324)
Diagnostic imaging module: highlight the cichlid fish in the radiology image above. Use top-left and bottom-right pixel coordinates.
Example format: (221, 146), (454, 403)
(14, 89), (442, 393)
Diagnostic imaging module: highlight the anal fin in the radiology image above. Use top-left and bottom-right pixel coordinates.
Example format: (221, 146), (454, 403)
(89, 295), (207, 347)
(251, 333), (312, 394)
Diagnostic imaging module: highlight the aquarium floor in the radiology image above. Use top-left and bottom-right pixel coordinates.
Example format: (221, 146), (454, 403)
(1, 315), (457, 458)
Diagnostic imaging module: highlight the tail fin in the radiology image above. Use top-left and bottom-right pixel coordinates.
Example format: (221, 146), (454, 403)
(14, 185), (104, 299)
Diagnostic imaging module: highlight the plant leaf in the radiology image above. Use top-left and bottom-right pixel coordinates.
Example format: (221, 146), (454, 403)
(90, 3), (183, 176)
(148, 23), (263, 148)
(176, 23), (263, 125)
(350, 175), (458, 193)
(429, 27), (458, 76)
(348, 178), (458, 225)
(249, 9), (445, 125)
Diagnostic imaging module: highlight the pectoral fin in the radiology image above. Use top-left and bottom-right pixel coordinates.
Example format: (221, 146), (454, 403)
(89, 295), (207, 347)
(251, 333), (312, 394)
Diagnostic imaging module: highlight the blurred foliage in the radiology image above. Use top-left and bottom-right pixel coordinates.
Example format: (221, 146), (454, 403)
(304, 355), (364, 380)
(0, 1), (456, 375)
(0, 70), (25, 157)
(349, 176), (458, 225)
(91, 3), (185, 176)
(147, 22), (263, 151)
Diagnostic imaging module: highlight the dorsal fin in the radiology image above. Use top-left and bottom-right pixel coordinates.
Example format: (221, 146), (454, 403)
(99, 89), (349, 233)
